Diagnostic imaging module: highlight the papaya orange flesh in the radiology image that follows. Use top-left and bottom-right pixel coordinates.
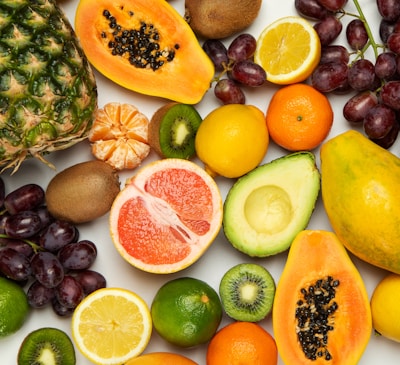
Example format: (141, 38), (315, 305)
(320, 130), (400, 274)
(273, 230), (372, 365)
(75, 0), (214, 104)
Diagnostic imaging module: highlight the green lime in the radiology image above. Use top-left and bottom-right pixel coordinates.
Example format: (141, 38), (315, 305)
(151, 277), (222, 348)
(0, 277), (30, 338)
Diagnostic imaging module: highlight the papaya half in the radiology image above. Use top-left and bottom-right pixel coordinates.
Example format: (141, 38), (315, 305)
(273, 230), (372, 365)
(75, 0), (214, 104)
(320, 130), (400, 274)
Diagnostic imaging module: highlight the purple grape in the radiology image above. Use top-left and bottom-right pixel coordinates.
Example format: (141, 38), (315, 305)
(34, 206), (54, 229)
(0, 247), (31, 281)
(31, 251), (64, 288)
(227, 34), (257, 62)
(52, 298), (75, 317)
(314, 15), (343, 46)
(363, 104), (397, 139)
(320, 45), (350, 64)
(202, 39), (229, 72)
(295, 0), (331, 20)
(379, 19), (397, 44)
(317, 0), (348, 11)
(74, 270), (106, 295)
(375, 52), (398, 80)
(381, 80), (400, 110)
(0, 178), (4, 207)
(311, 61), (348, 92)
(0, 238), (34, 258)
(371, 119), (400, 148)
(58, 240), (97, 271)
(214, 79), (246, 104)
(343, 91), (379, 123)
(4, 184), (45, 214)
(346, 19), (369, 50)
(55, 275), (84, 309)
(39, 220), (78, 253)
(4, 210), (42, 239)
(377, 0), (400, 22)
(229, 59), (266, 87)
(27, 280), (55, 308)
(387, 32), (400, 54)
(347, 59), (377, 91)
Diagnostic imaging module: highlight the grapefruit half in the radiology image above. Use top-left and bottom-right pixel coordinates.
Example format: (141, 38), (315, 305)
(109, 159), (223, 273)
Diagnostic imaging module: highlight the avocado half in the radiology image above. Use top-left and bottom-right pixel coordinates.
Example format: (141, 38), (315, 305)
(223, 152), (320, 257)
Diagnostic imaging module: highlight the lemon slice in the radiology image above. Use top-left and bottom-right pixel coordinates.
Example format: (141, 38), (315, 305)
(254, 16), (321, 85)
(71, 288), (152, 365)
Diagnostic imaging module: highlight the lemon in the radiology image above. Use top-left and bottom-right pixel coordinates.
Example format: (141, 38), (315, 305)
(151, 277), (222, 348)
(71, 287), (152, 365)
(371, 273), (400, 342)
(254, 16), (321, 85)
(195, 104), (269, 178)
(0, 277), (30, 338)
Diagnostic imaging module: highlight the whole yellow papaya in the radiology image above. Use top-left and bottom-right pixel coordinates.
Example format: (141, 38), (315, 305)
(320, 130), (400, 274)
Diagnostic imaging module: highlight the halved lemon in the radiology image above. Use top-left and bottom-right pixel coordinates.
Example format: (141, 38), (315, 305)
(254, 16), (321, 85)
(71, 288), (152, 365)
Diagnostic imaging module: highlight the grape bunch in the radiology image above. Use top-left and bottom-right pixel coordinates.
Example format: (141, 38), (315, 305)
(0, 179), (106, 317)
(202, 34), (267, 105)
(295, 0), (400, 148)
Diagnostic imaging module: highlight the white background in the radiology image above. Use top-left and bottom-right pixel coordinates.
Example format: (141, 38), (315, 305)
(1, 0), (400, 363)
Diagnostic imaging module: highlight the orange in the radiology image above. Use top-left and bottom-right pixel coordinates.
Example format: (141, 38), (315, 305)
(254, 16), (321, 85)
(125, 352), (198, 365)
(109, 158), (223, 274)
(266, 83), (334, 151)
(88, 102), (150, 170)
(195, 104), (269, 178)
(206, 321), (278, 365)
(71, 287), (152, 365)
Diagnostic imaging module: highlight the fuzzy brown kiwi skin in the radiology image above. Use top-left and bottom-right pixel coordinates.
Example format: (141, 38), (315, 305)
(148, 102), (178, 158)
(45, 160), (120, 224)
(184, 0), (262, 39)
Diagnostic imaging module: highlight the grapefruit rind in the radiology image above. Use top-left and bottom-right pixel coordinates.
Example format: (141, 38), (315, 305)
(109, 159), (223, 274)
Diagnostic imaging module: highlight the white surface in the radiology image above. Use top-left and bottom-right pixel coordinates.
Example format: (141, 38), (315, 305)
(2, 0), (400, 363)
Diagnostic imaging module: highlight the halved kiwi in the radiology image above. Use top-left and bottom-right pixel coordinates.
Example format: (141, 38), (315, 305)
(18, 327), (76, 365)
(148, 102), (202, 159)
(219, 263), (275, 322)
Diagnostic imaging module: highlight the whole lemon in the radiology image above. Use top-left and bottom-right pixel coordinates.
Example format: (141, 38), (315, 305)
(370, 273), (400, 342)
(151, 277), (222, 348)
(195, 104), (269, 178)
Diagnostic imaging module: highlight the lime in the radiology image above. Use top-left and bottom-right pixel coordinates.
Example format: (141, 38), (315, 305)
(151, 277), (222, 348)
(0, 277), (30, 338)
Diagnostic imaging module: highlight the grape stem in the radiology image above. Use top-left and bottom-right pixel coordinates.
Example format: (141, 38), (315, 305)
(0, 233), (44, 253)
(346, 0), (383, 60)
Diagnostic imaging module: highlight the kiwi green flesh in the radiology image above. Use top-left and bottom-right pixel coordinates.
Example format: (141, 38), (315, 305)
(149, 103), (202, 159)
(219, 263), (275, 322)
(18, 327), (76, 365)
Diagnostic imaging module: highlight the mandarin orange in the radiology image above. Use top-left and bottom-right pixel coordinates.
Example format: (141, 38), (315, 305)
(206, 321), (278, 365)
(88, 102), (150, 170)
(266, 83), (333, 151)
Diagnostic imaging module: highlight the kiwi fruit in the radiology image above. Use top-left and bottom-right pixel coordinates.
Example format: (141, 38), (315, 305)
(184, 0), (262, 39)
(219, 263), (275, 322)
(18, 327), (76, 365)
(148, 103), (202, 159)
(45, 160), (120, 224)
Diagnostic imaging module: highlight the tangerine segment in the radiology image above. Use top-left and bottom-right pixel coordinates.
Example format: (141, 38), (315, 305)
(71, 288), (152, 365)
(255, 16), (321, 85)
(266, 83), (333, 151)
(110, 159), (223, 274)
(89, 102), (150, 170)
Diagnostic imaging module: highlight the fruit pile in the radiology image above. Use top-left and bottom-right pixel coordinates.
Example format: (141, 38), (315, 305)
(296, 0), (400, 148)
(0, 179), (106, 317)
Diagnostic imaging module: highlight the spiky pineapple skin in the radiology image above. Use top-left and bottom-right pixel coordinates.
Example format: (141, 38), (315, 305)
(0, 0), (97, 173)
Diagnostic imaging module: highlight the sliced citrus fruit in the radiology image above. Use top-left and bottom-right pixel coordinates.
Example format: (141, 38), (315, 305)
(71, 287), (152, 365)
(109, 158), (223, 274)
(254, 16), (321, 85)
(88, 102), (150, 170)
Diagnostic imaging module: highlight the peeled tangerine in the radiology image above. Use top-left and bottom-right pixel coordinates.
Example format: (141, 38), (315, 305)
(273, 230), (372, 365)
(320, 130), (400, 274)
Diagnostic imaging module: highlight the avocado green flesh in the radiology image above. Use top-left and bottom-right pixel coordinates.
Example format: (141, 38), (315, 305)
(223, 152), (320, 257)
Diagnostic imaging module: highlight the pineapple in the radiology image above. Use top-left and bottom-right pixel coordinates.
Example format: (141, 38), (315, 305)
(0, 0), (97, 173)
